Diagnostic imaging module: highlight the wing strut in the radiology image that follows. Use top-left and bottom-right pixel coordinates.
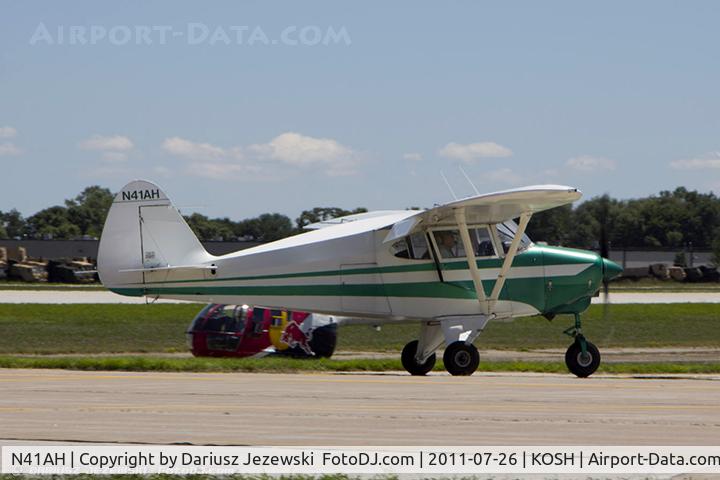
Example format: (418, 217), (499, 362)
(488, 212), (532, 313)
(454, 208), (486, 303)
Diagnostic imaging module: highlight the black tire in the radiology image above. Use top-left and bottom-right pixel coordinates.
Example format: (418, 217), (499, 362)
(401, 340), (436, 376)
(565, 339), (601, 378)
(443, 341), (480, 376)
(308, 324), (338, 358)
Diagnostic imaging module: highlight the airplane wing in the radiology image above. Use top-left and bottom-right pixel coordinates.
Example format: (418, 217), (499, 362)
(304, 210), (411, 230)
(384, 184), (581, 243)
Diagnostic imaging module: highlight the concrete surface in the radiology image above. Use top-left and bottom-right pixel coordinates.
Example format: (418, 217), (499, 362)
(1, 290), (718, 304)
(594, 292), (720, 304)
(335, 347), (720, 364)
(0, 369), (718, 446)
(0, 290), (193, 304)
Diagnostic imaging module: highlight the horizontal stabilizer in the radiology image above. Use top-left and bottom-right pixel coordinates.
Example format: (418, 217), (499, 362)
(118, 264), (216, 273)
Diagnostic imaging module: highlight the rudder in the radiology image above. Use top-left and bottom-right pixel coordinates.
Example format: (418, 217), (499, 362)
(97, 180), (213, 293)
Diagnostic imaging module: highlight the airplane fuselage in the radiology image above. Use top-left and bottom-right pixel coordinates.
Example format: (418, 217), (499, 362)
(110, 224), (609, 322)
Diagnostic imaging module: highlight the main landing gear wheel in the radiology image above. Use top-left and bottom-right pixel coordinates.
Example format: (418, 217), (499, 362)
(401, 340), (436, 376)
(443, 341), (480, 376)
(565, 338), (601, 378)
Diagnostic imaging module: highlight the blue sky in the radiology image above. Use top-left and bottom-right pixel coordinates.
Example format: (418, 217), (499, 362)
(2, 1), (719, 221)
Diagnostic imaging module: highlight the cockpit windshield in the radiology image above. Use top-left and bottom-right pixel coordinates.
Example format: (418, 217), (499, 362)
(189, 304), (249, 333)
(495, 220), (533, 253)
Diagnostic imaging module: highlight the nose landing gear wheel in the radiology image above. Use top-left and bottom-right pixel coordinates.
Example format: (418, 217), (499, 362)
(443, 341), (480, 376)
(565, 339), (600, 377)
(401, 340), (436, 376)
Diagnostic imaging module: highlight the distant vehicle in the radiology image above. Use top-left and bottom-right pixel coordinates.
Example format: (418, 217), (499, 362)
(5, 247), (47, 282)
(99, 180), (623, 377)
(187, 304), (338, 358)
(47, 258), (97, 283)
(0, 247), (7, 279)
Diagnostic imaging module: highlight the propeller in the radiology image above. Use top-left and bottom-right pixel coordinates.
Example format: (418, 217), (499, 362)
(599, 196), (610, 314)
(597, 195), (623, 323)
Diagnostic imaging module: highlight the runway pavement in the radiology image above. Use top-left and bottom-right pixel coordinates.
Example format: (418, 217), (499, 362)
(0, 369), (718, 446)
(1, 289), (719, 303)
(0, 290), (192, 304)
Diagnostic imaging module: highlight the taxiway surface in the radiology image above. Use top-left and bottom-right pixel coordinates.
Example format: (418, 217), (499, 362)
(1, 290), (719, 303)
(1, 369), (718, 446)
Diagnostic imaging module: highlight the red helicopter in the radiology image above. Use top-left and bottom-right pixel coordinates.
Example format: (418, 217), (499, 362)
(187, 304), (339, 358)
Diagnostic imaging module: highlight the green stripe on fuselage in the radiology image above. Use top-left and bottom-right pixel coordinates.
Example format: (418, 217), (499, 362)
(137, 246), (584, 286)
(111, 276), (549, 309)
(111, 246), (600, 315)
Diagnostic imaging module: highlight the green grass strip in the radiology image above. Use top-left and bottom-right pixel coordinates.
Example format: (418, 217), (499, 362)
(1, 355), (719, 374)
(2, 303), (720, 355)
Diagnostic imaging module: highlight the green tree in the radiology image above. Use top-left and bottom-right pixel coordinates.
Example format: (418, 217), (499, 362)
(712, 228), (720, 267)
(65, 186), (114, 238)
(244, 213), (294, 241)
(0, 209), (27, 239)
(526, 205), (574, 245)
(295, 207), (368, 230)
(184, 213), (235, 241)
(25, 206), (80, 239)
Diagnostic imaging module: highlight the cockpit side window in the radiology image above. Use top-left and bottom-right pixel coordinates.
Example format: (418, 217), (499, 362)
(250, 308), (265, 336)
(433, 230), (466, 258)
(496, 220), (533, 254)
(233, 305), (248, 333)
(469, 227), (496, 257)
(391, 232), (431, 260)
(433, 227), (497, 259)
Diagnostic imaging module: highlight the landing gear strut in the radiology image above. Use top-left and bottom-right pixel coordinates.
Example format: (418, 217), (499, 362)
(401, 340), (436, 376)
(401, 317), (488, 376)
(443, 341), (480, 376)
(563, 313), (601, 377)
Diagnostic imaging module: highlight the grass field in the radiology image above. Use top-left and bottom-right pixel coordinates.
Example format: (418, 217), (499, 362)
(0, 476), (369, 480)
(611, 277), (720, 292)
(5, 476), (370, 480)
(1, 354), (719, 374)
(0, 280), (105, 290)
(0, 303), (719, 354)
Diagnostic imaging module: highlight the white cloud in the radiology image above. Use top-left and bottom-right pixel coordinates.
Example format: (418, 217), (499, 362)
(249, 132), (358, 175)
(153, 166), (172, 177)
(162, 137), (231, 161)
(403, 152), (422, 161)
(79, 134), (134, 151)
(185, 162), (266, 180)
(439, 141), (513, 163)
(101, 151), (127, 163)
(486, 168), (524, 185)
(165, 132), (360, 179)
(83, 165), (132, 178)
(0, 126), (17, 138)
(565, 155), (616, 172)
(0, 142), (21, 156)
(669, 151), (720, 170)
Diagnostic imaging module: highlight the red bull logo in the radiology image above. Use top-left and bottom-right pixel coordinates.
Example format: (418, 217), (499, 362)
(280, 320), (313, 355)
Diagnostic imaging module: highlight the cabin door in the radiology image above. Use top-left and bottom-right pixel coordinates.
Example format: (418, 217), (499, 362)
(339, 263), (391, 315)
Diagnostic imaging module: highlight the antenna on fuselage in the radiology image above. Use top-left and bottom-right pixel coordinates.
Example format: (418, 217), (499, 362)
(440, 171), (458, 200)
(458, 166), (480, 195)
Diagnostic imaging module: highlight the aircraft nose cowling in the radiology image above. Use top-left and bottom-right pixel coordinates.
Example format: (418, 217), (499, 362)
(602, 258), (623, 282)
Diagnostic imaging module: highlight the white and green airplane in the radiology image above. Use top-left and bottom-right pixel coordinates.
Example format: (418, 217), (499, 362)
(98, 180), (622, 377)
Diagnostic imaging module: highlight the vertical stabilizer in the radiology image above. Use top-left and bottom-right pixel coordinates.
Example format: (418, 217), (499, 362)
(97, 180), (213, 293)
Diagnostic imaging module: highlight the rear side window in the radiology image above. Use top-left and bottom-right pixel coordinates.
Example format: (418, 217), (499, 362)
(391, 232), (431, 259)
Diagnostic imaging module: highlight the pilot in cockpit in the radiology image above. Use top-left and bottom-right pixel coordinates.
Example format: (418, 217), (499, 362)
(437, 231), (459, 258)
